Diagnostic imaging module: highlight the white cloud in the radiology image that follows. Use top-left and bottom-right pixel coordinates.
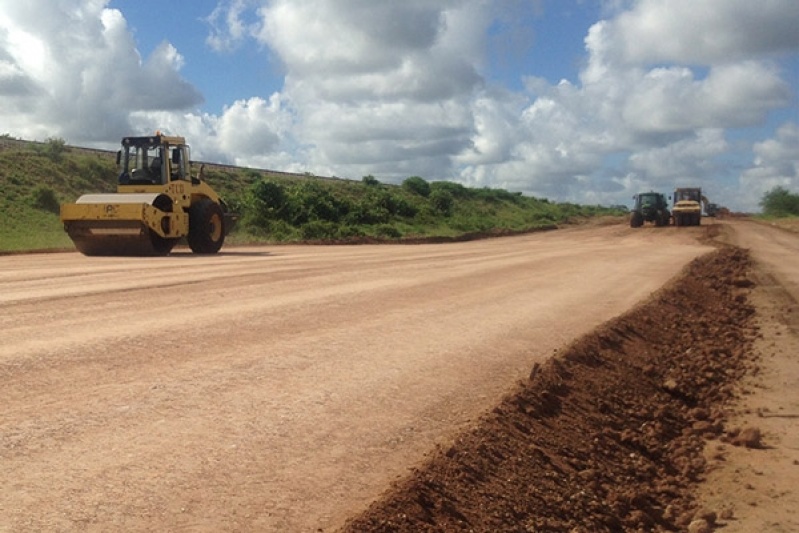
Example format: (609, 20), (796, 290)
(130, 94), (298, 172)
(606, 0), (799, 65)
(0, 0), (201, 142)
(620, 62), (791, 133)
(257, 1), (454, 77)
(252, 0), (486, 180)
(628, 129), (729, 182)
(205, 0), (259, 53)
(739, 123), (799, 210)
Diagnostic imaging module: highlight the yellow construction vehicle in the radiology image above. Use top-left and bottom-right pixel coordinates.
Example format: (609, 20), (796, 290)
(60, 133), (236, 256)
(672, 187), (703, 227)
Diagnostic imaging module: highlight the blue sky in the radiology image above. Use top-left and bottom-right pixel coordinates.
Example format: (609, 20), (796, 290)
(1, 0), (797, 211)
(109, 0), (284, 112)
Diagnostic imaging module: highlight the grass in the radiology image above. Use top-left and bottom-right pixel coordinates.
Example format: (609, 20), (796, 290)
(0, 143), (118, 252)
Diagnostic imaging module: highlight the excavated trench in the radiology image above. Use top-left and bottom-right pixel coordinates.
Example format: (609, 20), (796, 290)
(342, 247), (758, 532)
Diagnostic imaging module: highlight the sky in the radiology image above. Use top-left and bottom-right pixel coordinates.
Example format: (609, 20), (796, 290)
(0, 1), (797, 211)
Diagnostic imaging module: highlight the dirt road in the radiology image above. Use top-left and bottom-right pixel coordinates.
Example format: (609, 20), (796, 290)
(0, 224), (712, 532)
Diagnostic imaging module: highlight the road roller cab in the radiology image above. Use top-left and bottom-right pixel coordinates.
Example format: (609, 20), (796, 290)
(60, 133), (236, 256)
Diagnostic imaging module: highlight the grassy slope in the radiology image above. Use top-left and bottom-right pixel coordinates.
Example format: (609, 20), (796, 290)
(0, 140), (621, 252)
(0, 145), (118, 251)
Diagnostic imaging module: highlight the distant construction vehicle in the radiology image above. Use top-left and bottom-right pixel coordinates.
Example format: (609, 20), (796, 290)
(705, 203), (720, 217)
(60, 133), (237, 256)
(672, 187), (704, 227)
(630, 192), (671, 228)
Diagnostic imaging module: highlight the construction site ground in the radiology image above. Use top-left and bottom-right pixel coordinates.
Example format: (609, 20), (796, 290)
(0, 219), (797, 532)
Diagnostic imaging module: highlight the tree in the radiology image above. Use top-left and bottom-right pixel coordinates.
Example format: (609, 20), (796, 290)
(430, 189), (454, 216)
(402, 176), (431, 197)
(42, 137), (68, 162)
(362, 175), (380, 186)
(29, 185), (60, 214)
(250, 179), (287, 216)
(760, 186), (799, 217)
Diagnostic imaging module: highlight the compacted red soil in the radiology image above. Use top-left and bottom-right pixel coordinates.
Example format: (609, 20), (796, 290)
(343, 248), (758, 532)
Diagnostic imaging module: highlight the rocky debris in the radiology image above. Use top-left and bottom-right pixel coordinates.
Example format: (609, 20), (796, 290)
(342, 248), (757, 532)
(726, 426), (763, 448)
(687, 518), (712, 533)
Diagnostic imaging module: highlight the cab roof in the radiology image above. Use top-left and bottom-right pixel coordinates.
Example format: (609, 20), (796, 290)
(121, 134), (186, 147)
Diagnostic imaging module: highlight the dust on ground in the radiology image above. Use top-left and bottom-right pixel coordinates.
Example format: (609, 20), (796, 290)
(343, 247), (762, 532)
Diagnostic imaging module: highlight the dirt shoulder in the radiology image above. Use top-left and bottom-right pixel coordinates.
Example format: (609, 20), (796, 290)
(695, 220), (799, 532)
(697, 269), (799, 532)
(343, 221), (799, 532)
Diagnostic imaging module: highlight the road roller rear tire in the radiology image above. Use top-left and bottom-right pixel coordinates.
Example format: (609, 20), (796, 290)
(188, 199), (225, 254)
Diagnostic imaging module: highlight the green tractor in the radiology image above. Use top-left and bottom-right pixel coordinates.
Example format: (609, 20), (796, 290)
(630, 192), (671, 228)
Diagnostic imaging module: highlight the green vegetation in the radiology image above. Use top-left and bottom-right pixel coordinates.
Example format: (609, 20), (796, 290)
(1, 140), (620, 252)
(759, 186), (799, 218)
(233, 175), (614, 243)
(0, 142), (118, 251)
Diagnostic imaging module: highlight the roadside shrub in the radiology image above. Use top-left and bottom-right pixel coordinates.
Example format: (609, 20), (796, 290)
(402, 176), (431, 197)
(300, 220), (340, 240)
(431, 181), (469, 198)
(42, 137), (68, 162)
(430, 189), (454, 216)
(244, 179), (289, 230)
(760, 186), (799, 217)
(472, 187), (525, 205)
(288, 181), (350, 224)
(362, 175), (380, 186)
(387, 194), (418, 218)
(336, 224), (367, 239)
(79, 156), (115, 186)
(265, 219), (297, 240)
(251, 179), (287, 213)
(373, 224), (402, 239)
(347, 199), (390, 225)
(29, 185), (60, 214)
(243, 169), (263, 183)
(374, 189), (419, 218)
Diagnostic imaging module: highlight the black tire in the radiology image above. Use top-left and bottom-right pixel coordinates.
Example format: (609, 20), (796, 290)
(150, 233), (179, 255)
(630, 211), (644, 228)
(188, 198), (225, 254)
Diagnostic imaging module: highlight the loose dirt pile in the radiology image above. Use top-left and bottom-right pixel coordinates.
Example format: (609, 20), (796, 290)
(343, 248), (758, 532)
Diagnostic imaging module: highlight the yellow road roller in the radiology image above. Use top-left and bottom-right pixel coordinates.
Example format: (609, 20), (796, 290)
(61, 133), (236, 256)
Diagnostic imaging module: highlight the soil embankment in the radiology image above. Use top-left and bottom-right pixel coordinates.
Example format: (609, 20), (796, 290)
(344, 247), (758, 532)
